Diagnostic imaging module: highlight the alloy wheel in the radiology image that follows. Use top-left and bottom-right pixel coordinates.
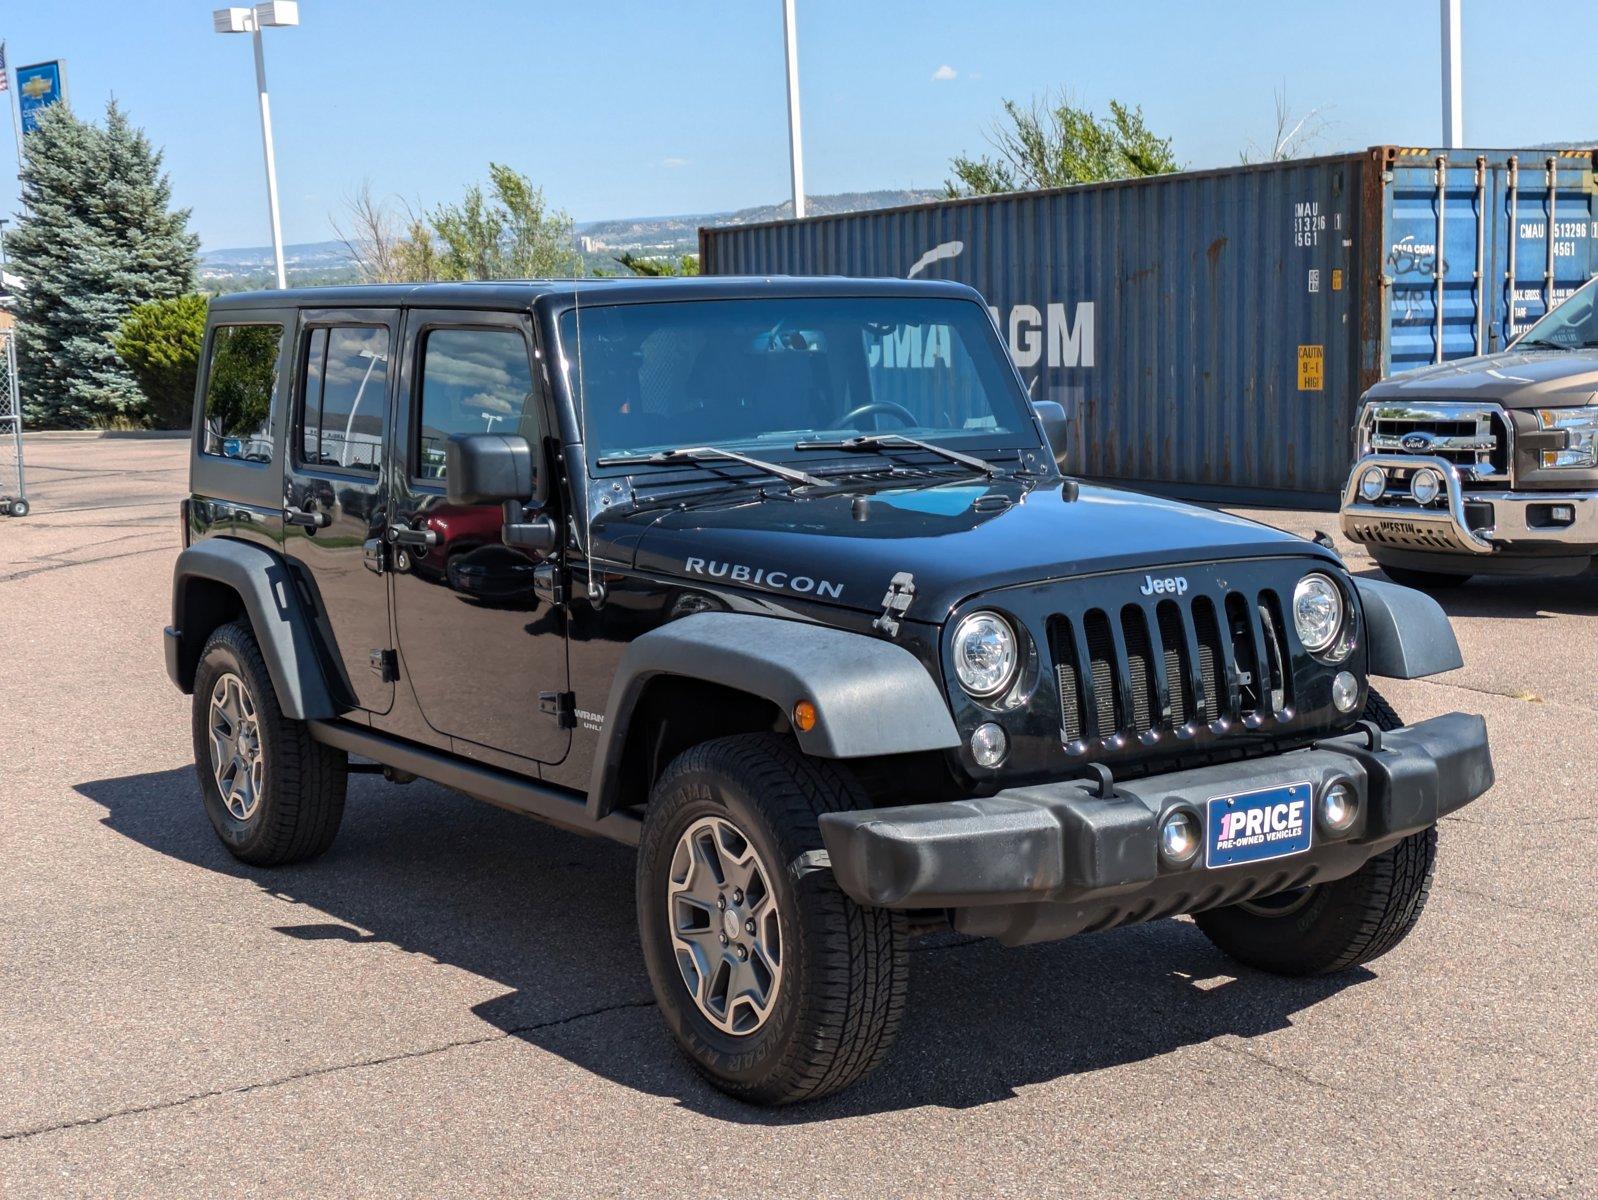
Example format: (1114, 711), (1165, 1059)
(208, 672), (264, 821)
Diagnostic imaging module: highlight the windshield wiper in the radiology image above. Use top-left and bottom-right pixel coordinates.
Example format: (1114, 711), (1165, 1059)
(1516, 338), (1573, 351)
(594, 445), (825, 488)
(793, 433), (1003, 478)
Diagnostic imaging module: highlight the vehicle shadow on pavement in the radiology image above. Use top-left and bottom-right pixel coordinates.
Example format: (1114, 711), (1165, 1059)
(81, 767), (1372, 1124)
(1354, 564), (1598, 618)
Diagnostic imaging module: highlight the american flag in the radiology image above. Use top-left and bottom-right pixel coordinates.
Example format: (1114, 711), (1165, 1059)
(0, 44), (8, 94)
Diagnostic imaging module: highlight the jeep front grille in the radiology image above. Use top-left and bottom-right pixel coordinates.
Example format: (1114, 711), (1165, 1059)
(1363, 401), (1510, 481)
(1048, 590), (1290, 751)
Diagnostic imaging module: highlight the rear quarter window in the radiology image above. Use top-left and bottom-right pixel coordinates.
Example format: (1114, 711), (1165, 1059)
(201, 323), (285, 462)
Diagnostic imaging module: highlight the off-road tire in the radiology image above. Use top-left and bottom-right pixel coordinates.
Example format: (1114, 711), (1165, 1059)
(636, 733), (909, 1105)
(1376, 561), (1471, 590)
(191, 619), (347, 866)
(1193, 689), (1437, 975)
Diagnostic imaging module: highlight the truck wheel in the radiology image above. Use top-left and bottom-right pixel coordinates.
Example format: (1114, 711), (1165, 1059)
(191, 619), (347, 866)
(636, 733), (909, 1105)
(1193, 689), (1437, 975)
(1377, 562), (1470, 590)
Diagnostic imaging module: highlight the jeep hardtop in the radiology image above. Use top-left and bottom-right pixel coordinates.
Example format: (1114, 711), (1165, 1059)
(166, 276), (1493, 1104)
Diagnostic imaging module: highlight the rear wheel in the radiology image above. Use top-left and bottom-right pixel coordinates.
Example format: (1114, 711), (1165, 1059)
(1193, 690), (1437, 975)
(191, 620), (348, 866)
(636, 733), (908, 1105)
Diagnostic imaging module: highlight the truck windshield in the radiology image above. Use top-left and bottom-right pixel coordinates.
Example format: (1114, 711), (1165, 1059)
(1516, 279), (1598, 350)
(559, 296), (1034, 466)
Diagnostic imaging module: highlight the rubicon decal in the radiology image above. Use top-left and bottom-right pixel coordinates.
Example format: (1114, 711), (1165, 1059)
(1205, 782), (1313, 868)
(683, 558), (844, 600)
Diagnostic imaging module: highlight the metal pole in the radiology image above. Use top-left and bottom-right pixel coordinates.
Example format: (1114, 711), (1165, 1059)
(0, 220), (26, 509)
(251, 23), (288, 289)
(1440, 0), (1463, 149)
(782, 0), (806, 220)
(4, 43), (23, 169)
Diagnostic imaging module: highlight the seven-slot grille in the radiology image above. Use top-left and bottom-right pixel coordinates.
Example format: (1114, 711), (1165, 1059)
(1048, 590), (1290, 750)
(1365, 402), (1509, 479)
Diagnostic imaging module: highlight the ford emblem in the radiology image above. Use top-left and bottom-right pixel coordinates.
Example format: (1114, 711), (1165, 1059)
(1400, 431), (1434, 453)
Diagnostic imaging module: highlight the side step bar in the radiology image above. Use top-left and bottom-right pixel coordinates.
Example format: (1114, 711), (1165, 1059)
(309, 720), (641, 847)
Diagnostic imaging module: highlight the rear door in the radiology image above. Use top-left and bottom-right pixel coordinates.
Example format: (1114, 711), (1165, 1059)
(388, 308), (570, 766)
(282, 308), (399, 714)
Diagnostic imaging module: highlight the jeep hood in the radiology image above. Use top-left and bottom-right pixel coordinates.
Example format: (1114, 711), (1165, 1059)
(603, 477), (1334, 619)
(1365, 348), (1598, 409)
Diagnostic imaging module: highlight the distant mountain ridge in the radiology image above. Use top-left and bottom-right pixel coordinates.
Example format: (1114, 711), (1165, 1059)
(199, 189), (943, 284)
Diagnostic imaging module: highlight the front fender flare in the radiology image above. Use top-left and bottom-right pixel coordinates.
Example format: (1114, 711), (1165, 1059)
(588, 612), (959, 819)
(1355, 577), (1464, 679)
(170, 539), (339, 721)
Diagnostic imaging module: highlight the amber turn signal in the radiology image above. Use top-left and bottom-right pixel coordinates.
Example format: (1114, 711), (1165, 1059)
(791, 700), (818, 733)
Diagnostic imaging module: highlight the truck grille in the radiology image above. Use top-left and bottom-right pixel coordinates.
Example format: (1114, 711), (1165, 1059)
(1048, 591), (1290, 750)
(1365, 402), (1509, 479)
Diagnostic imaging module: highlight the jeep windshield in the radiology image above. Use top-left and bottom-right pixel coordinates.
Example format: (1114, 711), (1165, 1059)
(561, 296), (1036, 473)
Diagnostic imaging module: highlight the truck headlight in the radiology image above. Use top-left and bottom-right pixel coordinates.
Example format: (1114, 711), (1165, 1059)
(952, 611), (1018, 698)
(1537, 405), (1598, 469)
(1292, 573), (1344, 654)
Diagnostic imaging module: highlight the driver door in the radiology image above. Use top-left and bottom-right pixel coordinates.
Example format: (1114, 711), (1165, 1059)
(388, 309), (570, 766)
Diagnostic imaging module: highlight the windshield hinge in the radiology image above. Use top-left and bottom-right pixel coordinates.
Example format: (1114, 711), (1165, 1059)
(873, 571), (917, 637)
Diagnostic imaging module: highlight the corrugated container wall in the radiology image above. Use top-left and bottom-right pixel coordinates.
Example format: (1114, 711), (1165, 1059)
(701, 147), (1598, 499)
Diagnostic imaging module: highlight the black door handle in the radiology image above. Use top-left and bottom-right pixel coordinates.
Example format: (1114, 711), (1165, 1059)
(284, 505), (330, 529)
(389, 526), (440, 548)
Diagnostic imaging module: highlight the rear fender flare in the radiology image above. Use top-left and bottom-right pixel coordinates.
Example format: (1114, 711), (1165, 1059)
(587, 612), (960, 819)
(170, 538), (339, 721)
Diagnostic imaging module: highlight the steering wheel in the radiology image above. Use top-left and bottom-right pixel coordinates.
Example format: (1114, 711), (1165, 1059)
(840, 401), (918, 430)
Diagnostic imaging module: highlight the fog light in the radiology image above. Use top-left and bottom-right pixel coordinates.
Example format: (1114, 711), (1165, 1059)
(970, 722), (1007, 768)
(1332, 670), (1359, 713)
(1411, 469), (1441, 506)
(1551, 504), (1575, 524)
(1159, 810), (1202, 866)
(1319, 781), (1358, 834)
(1358, 465), (1386, 502)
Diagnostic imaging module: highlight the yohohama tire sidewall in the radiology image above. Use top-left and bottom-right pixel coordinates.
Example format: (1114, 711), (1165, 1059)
(191, 626), (279, 857)
(636, 767), (808, 1094)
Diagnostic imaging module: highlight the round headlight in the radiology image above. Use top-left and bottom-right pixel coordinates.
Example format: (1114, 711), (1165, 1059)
(1358, 466), (1386, 502)
(1292, 573), (1344, 654)
(952, 611), (1018, 698)
(1411, 468), (1441, 506)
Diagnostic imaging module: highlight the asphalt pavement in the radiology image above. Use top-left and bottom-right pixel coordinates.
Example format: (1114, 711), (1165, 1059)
(2, 435), (1592, 1199)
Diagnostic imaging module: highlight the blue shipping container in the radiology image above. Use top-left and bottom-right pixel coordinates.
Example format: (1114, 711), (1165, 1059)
(700, 146), (1598, 499)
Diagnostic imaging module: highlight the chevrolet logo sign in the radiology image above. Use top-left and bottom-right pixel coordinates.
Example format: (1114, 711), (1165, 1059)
(20, 76), (52, 101)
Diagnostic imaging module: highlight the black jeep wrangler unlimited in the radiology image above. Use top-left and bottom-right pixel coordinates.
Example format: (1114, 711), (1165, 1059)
(166, 278), (1493, 1104)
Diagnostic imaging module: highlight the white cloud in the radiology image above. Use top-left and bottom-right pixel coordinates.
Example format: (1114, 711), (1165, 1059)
(931, 64), (957, 82)
(662, 156), (688, 169)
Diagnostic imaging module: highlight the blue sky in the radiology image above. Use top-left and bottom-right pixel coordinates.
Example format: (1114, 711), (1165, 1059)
(1, 1), (1592, 251)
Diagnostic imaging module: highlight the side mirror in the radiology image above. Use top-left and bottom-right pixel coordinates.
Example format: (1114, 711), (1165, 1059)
(445, 434), (536, 505)
(446, 433), (558, 556)
(1032, 400), (1070, 469)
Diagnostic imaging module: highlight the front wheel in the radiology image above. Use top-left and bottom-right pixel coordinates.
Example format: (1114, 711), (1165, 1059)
(636, 734), (908, 1105)
(1193, 690), (1437, 975)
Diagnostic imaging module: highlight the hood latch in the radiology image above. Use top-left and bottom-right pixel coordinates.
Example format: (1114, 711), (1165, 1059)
(873, 571), (916, 637)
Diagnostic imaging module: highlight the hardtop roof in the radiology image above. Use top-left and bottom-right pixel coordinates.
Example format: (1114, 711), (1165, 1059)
(205, 274), (983, 313)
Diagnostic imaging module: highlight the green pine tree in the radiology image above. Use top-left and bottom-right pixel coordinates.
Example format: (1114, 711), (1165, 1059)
(9, 101), (198, 428)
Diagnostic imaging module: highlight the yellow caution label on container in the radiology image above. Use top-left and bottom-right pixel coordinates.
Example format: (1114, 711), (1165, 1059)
(1331, 269), (1343, 291)
(1297, 345), (1324, 391)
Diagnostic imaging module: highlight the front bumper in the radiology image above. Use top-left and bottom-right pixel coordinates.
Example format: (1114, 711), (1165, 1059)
(1340, 454), (1598, 556)
(818, 712), (1492, 946)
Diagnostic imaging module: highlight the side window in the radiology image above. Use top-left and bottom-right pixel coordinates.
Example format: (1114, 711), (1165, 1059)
(298, 325), (390, 472)
(415, 328), (535, 481)
(201, 323), (284, 461)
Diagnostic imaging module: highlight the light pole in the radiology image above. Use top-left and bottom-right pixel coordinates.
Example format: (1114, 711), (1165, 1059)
(1440, 0), (1463, 149)
(213, 3), (299, 289)
(781, 0), (806, 220)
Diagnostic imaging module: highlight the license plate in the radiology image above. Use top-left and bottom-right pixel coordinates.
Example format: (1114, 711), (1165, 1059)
(1205, 782), (1313, 869)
